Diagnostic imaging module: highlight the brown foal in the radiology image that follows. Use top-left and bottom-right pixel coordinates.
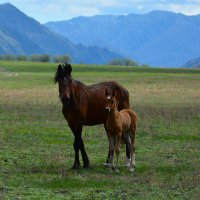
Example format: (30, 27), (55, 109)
(105, 88), (138, 172)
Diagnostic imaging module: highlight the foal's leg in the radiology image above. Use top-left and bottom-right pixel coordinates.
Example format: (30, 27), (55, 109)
(129, 136), (134, 172)
(128, 128), (136, 172)
(130, 114), (137, 169)
(104, 124), (111, 166)
(122, 134), (131, 167)
(124, 132), (134, 172)
(115, 134), (121, 173)
(109, 136), (115, 172)
(130, 132), (136, 169)
(122, 135), (131, 161)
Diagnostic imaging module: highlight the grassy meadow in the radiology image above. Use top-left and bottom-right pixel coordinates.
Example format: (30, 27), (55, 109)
(0, 61), (200, 199)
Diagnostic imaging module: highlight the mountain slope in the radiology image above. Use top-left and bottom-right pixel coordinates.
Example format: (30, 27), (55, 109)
(0, 3), (122, 64)
(45, 11), (200, 67)
(183, 57), (200, 68)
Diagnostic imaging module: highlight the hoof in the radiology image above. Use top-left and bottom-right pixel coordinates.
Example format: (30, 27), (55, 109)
(111, 166), (115, 171)
(125, 158), (131, 167)
(104, 162), (111, 167)
(83, 162), (90, 168)
(71, 162), (80, 169)
(129, 167), (135, 172)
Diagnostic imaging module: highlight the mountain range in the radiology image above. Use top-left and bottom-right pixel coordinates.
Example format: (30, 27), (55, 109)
(183, 56), (200, 68)
(1, 3), (200, 67)
(0, 3), (121, 64)
(45, 11), (200, 67)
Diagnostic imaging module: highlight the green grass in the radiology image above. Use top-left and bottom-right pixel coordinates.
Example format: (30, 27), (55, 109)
(0, 61), (200, 199)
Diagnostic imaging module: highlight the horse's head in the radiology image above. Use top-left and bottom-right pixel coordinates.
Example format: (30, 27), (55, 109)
(54, 62), (72, 104)
(104, 88), (116, 112)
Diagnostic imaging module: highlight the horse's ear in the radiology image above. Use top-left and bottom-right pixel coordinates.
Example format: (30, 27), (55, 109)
(57, 64), (62, 72)
(54, 64), (63, 83)
(64, 63), (72, 76)
(67, 64), (72, 75)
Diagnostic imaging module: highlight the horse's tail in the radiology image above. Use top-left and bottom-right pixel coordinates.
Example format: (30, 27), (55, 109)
(113, 83), (130, 110)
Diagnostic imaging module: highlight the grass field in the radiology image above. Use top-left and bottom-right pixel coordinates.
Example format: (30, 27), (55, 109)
(0, 61), (200, 199)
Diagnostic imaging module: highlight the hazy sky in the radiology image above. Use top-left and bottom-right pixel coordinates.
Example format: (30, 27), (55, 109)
(1, 0), (200, 23)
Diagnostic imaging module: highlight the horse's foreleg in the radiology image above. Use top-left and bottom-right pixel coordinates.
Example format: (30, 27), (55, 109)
(70, 122), (89, 169)
(72, 136), (81, 169)
(79, 136), (89, 168)
(73, 135), (89, 168)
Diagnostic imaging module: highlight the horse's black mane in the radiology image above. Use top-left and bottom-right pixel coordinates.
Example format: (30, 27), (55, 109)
(54, 62), (72, 83)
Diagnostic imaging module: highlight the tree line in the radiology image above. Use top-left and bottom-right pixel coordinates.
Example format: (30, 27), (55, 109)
(0, 54), (150, 67)
(0, 54), (72, 63)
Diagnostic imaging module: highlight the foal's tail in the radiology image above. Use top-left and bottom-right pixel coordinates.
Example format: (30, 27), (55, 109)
(128, 110), (138, 142)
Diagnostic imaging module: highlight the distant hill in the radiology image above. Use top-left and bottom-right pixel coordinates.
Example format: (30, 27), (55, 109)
(0, 3), (122, 64)
(183, 57), (200, 68)
(45, 11), (200, 67)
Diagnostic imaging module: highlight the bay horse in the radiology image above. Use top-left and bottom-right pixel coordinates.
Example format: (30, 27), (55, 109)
(54, 63), (130, 169)
(105, 88), (138, 172)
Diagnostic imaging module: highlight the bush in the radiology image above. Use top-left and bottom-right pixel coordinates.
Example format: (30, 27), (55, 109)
(109, 58), (139, 66)
(0, 54), (16, 61)
(52, 55), (72, 63)
(109, 59), (124, 66)
(30, 54), (50, 62)
(17, 55), (27, 61)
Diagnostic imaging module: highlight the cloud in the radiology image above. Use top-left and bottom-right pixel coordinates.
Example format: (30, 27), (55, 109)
(167, 4), (200, 15)
(186, 0), (200, 2)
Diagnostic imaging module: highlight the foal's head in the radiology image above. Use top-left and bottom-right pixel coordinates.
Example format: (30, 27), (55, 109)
(54, 62), (72, 104)
(104, 88), (117, 112)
